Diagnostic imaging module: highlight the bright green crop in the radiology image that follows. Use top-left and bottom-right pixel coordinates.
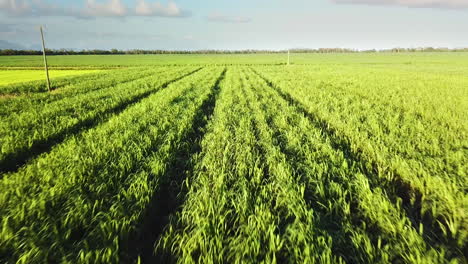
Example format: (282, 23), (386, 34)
(0, 53), (466, 263)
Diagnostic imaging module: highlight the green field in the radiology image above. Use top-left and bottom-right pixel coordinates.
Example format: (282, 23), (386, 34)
(2, 52), (468, 67)
(0, 54), (466, 263)
(0, 70), (101, 86)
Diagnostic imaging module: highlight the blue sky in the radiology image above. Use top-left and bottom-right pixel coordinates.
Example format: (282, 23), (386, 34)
(0, 0), (467, 50)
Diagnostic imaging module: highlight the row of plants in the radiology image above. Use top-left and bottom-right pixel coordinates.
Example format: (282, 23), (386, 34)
(157, 67), (453, 263)
(0, 66), (199, 172)
(0, 67), (225, 263)
(0, 67), (167, 118)
(242, 67), (450, 263)
(254, 65), (467, 260)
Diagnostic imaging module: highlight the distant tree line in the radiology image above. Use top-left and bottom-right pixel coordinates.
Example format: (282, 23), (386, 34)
(1, 47), (468, 55)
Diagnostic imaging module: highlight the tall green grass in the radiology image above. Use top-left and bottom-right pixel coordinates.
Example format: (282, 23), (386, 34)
(0, 59), (466, 263)
(0, 67), (225, 263)
(255, 65), (467, 260)
(0, 67), (198, 172)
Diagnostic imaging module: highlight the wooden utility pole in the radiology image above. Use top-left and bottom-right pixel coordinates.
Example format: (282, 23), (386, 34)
(287, 50), (290, 65)
(40, 26), (51, 92)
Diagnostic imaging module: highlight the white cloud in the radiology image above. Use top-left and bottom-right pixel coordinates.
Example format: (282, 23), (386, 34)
(331, 0), (468, 9)
(83, 0), (127, 17)
(0, 0), (190, 18)
(207, 12), (252, 23)
(135, 0), (186, 17)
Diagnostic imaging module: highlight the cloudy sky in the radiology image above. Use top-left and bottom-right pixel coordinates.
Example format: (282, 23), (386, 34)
(0, 0), (467, 50)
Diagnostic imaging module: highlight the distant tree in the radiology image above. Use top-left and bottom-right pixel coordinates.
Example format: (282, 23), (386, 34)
(0, 47), (467, 56)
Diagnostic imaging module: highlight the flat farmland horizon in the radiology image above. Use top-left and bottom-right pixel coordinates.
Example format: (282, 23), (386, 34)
(0, 53), (466, 263)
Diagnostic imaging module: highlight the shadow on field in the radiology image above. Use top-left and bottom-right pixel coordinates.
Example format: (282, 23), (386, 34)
(123, 68), (226, 263)
(250, 68), (465, 261)
(0, 68), (202, 175)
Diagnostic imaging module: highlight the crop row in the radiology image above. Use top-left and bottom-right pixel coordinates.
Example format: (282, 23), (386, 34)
(0, 67), (225, 263)
(242, 67), (449, 262)
(157, 67), (456, 263)
(0, 66), (199, 173)
(253, 66), (467, 260)
(0, 65), (465, 263)
(0, 67), (166, 118)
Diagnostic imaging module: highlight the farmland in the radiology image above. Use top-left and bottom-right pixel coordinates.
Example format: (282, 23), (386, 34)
(0, 53), (466, 263)
(0, 70), (101, 87)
